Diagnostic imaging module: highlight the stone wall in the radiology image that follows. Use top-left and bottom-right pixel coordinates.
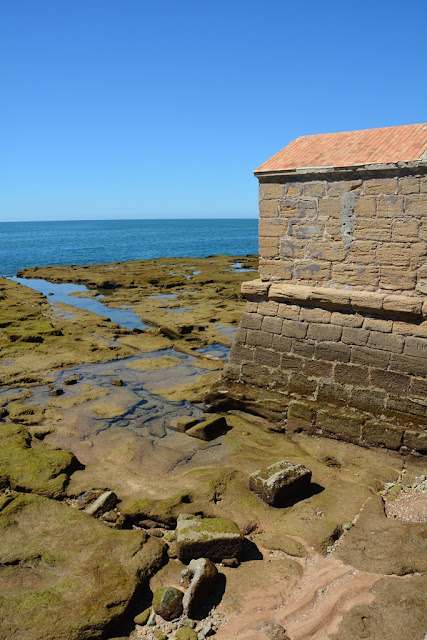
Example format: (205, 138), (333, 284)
(210, 166), (427, 454)
(258, 170), (427, 294)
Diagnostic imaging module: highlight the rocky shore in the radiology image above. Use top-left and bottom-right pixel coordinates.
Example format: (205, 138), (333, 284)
(0, 256), (426, 640)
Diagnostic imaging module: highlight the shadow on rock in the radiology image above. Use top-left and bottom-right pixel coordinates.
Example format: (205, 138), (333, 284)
(241, 538), (264, 562)
(273, 482), (324, 508)
(191, 572), (226, 620)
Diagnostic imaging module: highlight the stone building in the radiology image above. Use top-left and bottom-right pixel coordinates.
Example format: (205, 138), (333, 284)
(211, 124), (427, 454)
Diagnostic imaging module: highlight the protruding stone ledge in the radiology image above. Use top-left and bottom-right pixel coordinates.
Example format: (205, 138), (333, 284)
(241, 279), (271, 298)
(242, 280), (425, 318)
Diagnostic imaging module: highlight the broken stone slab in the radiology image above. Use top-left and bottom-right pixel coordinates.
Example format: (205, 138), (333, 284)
(249, 460), (312, 506)
(185, 415), (228, 441)
(84, 490), (118, 517)
(176, 513), (243, 563)
(171, 416), (201, 433)
(181, 557), (218, 617)
(152, 586), (184, 620)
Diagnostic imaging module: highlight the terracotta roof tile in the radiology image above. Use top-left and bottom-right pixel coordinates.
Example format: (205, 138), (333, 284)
(255, 124), (427, 173)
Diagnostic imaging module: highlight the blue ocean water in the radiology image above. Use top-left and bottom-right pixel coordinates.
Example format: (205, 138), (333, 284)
(0, 219), (259, 276)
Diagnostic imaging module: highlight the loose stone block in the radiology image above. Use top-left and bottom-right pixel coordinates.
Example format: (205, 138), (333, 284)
(186, 416), (228, 441)
(84, 491), (118, 517)
(249, 460), (312, 506)
(176, 514), (243, 563)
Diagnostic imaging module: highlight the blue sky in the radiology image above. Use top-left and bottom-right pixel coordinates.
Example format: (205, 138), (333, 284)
(1, 0), (426, 222)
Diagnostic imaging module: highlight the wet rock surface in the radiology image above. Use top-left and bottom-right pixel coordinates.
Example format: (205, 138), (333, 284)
(1, 258), (426, 640)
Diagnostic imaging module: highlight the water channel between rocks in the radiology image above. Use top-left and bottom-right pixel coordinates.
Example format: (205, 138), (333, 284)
(4, 276), (231, 472)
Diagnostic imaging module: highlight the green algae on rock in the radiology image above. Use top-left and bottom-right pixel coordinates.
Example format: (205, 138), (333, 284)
(0, 492), (167, 640)
(0, 423), (81, 498)
(153, 586), (184, 620)
(176, 513), (243, 563)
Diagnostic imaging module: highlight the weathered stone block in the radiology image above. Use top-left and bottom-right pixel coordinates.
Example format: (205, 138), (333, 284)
(287, 401), (315, 432)
(398, 176), (420, 195)
(285, 182), (303, 197)
(303, 359), (333, 378)
(241, 312), (263, 330)
(331, 311), (364, 328)
(318, 197), (341, 217)
(272, 334), (292, 353)
(306, 240), (346, 262)
(362, 422), (403, 450)
(389, 353), (427, 377)
(292, 338), (315, 358)
(354, 196), (376, 217)
(403, 430), (427, 453)
(332, 264), (380, 288)
(280, 238), (306, 259)
(380, 267), (416, 291)
(300, 306), (331, 323)
(281, 319), (308, 339)
(259, 183), (284, 200)
(259, 219), (288, 237)
(278, 303), (300, 320)
(307, 323), (342, 342)
(317, 381), (351, 405)
(261, 315), (283, 334)
(259, 236), (280, 257)
(351, 346), (391, 368)
(383, 295), (422, 316)
(314, 341), (351, 363)
(316, 410), (363, 440)
(377, 243), (411, 266)
(334, 363), (368, 387)
(404, 193), (427, 216)
(377, 192), (405, 219)
(259, 200), (280, 217)
(370, 369), (409, 395)
(294, 261), (331, 281)
(350, 291), (384, 312)
(259, 259), (293, 282)
(409, 377), (427, 398)
(347, 240), (378, 265)
(254, 347), (281, 368)
(229, 343), (253, 362)
(280, 354), (304, 372)
(303, 181), (326, 197)
(362, 317), (393, 332)
(364, 178), (398, 195)
(269, 283), (312, 303)
(404, 336), (427, 358)
(176, 514), (243, 563)
(258, 300), (279, 316)
(186, 416), (228, 441)
(392, 219), (420, 241)
(288, 373), (317, 396)
(153, 586), (184, 621)
(327, 179), (362, 196)
(241, 279), (270, 297)
(367, 331), (404, 353)
(246, 329), (273, 348)
(249, 460), (312, 506)
(341, 327), (369, 346)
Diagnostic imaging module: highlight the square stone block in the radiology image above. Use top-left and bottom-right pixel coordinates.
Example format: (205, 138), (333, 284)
(176, 514), (243, 563)
(249, 460), (312, 506)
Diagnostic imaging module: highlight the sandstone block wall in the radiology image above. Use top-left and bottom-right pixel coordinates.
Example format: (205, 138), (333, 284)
(213, 166), (427, 454)
(258, 171), (427, 294)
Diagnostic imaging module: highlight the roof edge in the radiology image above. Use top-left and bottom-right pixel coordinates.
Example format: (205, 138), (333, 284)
(254, 160), (427, 178)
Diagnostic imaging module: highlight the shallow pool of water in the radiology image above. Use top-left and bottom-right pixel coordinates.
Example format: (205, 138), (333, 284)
(9, 277), (147, 331)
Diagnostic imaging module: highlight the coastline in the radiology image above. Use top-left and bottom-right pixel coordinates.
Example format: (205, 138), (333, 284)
(1, 255), (426, 640)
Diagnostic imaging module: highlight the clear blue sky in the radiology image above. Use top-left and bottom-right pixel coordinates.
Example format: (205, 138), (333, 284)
(1, 0), (426, 222)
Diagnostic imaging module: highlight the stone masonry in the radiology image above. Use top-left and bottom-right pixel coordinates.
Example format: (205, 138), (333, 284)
(208, 126), (427, 454)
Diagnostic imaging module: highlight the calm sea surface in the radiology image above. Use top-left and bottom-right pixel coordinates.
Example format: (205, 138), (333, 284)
(0, 219), (259, 276)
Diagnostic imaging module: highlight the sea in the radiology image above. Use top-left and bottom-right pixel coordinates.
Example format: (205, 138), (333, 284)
(0, 218), (259, 276)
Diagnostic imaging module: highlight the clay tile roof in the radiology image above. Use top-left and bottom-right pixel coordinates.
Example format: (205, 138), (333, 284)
(255, 124), (427, 174)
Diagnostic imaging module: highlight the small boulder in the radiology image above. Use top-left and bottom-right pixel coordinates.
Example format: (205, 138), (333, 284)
(111, 378), (123, 386)
(134, 607), (151, 625)
(153, 630), (168, 640)
(176, 626), (198, 640)
(84, 490), (118, 517)
(181, 557), (218, 617)
(221, 557), (239, 568)
(49, 388), (64, 397)
(153, 586), (184, 620)
(63, 374), (80, 385)
(249, 460), (312, 506)
(172, 416), (200, 433)
(185, 415), (228, 441)
(176, 513), (243, 563)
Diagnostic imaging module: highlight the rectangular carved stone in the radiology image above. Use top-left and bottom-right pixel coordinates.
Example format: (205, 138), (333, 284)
(272, 334), (292, 353)
(300, 307), (332, 323)
(370, 369), (409, 395)
(331, 312), (364, 327)
(334, 363), (368, 387)
(254, 347), (281, 368)
(404, 336), (427, 358)
(307, 323), (343, 341)
(332, 264), (380, 288)
(341, 327), (369, 346)
(258, 301), (279, 316)
(246, 329), (273, 348)
(287, 401), (315, 433)
(241, 279), (270, 297)
(303, 359), (333, 378)
(259, 183), (284, 199)
(281, 319), (308, 339)
(351, 346), (391, 369)
(362, 422), (403, 450)
(362, 317), (393, 332)
(389, 353), (427, 377)
(367, 331), (404, 353)
(261, 315), (283, 334)
(314, 341), (351, 363)
(364, 178), (398, 195)
(380, 267), (416, 291)
(292, 339), (315, 358)
(241, 312), (263, 330)
(316, 410), (363, 440)
(288, 373), (317, 396)
(259, 200), (280, 217)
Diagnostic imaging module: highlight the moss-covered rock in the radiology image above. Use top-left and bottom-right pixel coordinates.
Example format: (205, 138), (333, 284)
(0, 492), (167, 640)
(176, 513), (243, 563)
(0, 423), (81, 497)
(152, 586), (184, 620)
(176, 626), (198, 640)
